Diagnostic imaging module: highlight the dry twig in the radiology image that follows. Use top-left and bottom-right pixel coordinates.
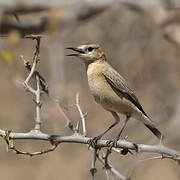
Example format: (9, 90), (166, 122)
(75, 92), (87, 136)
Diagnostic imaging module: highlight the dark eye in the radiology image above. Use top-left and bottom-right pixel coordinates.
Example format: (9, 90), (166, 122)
(87, 47), (94, 52)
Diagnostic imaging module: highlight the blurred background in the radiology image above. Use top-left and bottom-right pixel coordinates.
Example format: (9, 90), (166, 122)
(0, 0), (180, 180)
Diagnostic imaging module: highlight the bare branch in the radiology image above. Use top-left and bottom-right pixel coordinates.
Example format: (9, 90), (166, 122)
(20, 55), (49, 94)
(1, 129), (180, 161)
(100, 150), (128, 180)
(23, 54), (38, 86)
(34, 75), (41, 130)
(103, 149), (112, 168)
(90, 148), (98, 178)
(9, 138), (58, 157)
(10, 144), (58, 157)
(56, 93), (127, 179)
(75, 120), (80, 134)
(20, 35), (43, 131)
(75, 92), (87, 136)
(54, 98), (74, 132)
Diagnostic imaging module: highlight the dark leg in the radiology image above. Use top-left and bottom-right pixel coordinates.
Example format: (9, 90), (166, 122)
(88, 112), (120, 147)
(107, 114), (130, 150)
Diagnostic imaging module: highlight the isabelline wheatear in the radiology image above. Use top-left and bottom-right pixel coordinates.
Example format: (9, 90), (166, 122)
(67, 44), (162, 147)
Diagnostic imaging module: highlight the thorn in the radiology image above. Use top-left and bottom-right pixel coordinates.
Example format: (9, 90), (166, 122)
(124, 135), (128, 140)
(23, 82), (29, 91)
(159, 134), (164, 146)
(121, 148), (133, 155)
(75, 120), (80, 133)
(90, 168), (97, 178)
(102, 148), (111, 168)
(66, 121), (74, 131)
(133, 143), (139, 152)
(33, 99), (42, 108)
(4, 130), (13, 151)
(103, 163), (111, 170)
(50, 139), (55, 145)
(90, 148), (98, 178)
(84, 111), (88, 117)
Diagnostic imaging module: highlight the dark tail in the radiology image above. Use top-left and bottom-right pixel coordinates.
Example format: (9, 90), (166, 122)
(144, 123), (163, 140)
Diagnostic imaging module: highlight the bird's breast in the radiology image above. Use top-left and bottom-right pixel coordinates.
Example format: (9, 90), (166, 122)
(87, 62), (117, 104)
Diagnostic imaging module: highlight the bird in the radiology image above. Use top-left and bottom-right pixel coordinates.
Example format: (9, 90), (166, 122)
(66, 44), (162, 148)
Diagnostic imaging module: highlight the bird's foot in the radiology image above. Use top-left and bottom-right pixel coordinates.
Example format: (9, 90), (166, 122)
(88, 135), (102, 148)
(106, 137), (119, 150)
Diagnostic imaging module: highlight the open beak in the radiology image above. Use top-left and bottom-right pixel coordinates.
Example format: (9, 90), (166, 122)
(66, 47), (85, 56)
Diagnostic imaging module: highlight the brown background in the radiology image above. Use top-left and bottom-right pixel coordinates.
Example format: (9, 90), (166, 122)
(0, 5), (180, 180)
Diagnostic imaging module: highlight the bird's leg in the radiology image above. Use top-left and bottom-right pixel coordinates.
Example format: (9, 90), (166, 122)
(107, 114), (130, 150)
(88, 112), (120, 148)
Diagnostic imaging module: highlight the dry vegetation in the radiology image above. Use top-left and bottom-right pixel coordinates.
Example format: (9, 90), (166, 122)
(0, 1), (180, 180)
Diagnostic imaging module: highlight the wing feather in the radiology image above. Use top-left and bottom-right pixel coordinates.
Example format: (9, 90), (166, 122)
(102, 65), (147, 116)
(101, 62), (162, 140)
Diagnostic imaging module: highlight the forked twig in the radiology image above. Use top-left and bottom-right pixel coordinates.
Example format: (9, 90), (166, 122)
(3, 35), (54, 156)
(21, 35), (42, 131)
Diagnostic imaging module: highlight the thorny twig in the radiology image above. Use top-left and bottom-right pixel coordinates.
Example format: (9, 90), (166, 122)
(20, 55), (49, 94)
(75, 94), (127, 179)
(2, 128), (180, 179)
(4, 130), (58, 156)
(1, 34), (180, 180)
(50, 92), (180, 179)
(24, 35), (42, 131)
(56, 99), (74, 131)
(60, 94), (128, 179)
(103, 149), (112, 169)
(90, 148), (98, 178)
(10, 144), (58, 157)
(75, 92), (87, 136)
(34, 74), (41, 130)
(101, 150), (129, 180)
(54, 94), (127, 179)
(3, 35), (57, 156)
(139, 154), (180, 163)
(2, 130), (180, 160)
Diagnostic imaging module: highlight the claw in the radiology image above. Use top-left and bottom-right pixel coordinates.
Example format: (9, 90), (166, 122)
(133, 143), (139, 152)
(107, 138), (119, 150)
(88, 136), (101, 148)
(106, 140), (112, 146)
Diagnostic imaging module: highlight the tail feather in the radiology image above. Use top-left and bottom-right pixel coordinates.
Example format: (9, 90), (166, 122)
(144, 123), (162, 140)
(140, 113), (163, 140)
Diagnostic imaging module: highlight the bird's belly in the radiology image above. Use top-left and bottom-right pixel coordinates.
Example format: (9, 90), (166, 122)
(100, 95), (135, 115)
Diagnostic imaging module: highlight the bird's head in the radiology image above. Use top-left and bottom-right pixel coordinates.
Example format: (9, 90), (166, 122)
(66, 44), (105, 63)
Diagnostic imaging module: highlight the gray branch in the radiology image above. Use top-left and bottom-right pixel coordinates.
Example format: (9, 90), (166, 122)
(1, 129), (180, 161)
